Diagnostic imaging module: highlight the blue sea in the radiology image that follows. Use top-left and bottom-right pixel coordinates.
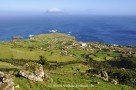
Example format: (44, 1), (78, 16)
(0, 15), (136, 46)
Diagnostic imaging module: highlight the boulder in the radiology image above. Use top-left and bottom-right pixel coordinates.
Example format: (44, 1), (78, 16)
(19, 63), (45, 81)
(86, 69), (118, 84)
(86, 69), (109, 81)
(101, 71), (109, 81)
(0, 71), (14, 90)
(111, 79), (118, 85)
(61, 50), (68, 56)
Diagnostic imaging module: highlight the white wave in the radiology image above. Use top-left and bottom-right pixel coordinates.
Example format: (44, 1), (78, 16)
(49, 29), (58, 33)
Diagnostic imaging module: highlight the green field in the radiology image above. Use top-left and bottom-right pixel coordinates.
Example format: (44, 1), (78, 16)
(0, 33), (136, 90)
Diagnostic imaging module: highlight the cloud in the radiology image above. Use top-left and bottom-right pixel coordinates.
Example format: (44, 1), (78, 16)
(46, 8), (62, 13)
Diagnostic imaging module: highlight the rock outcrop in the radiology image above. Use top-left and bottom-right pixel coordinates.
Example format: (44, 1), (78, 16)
(0, 71), (14, 90)
(110, 79), (118, 85)
(19, 63), (45, 81)
(86, 69), (109, 81)
(101, 71), (108, 81)
(86, 69), (118, 85)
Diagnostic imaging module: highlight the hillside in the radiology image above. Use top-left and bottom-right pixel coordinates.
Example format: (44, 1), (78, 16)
(0, 33), (136, 90)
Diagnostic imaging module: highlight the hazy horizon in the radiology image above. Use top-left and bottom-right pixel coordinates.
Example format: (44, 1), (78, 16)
(0, 0), (136, 16)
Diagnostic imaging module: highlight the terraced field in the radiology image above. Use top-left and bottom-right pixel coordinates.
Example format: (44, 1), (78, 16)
(0, 33), (136, 90)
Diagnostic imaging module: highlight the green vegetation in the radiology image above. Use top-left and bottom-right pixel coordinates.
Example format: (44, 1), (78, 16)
(0, 33), (136, 90)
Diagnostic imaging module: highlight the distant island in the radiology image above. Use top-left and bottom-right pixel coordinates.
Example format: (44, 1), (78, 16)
(0, 33), (136, 90)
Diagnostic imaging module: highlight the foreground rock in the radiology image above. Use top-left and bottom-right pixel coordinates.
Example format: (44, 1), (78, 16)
(110, 79), (118, 85)
(19, 63), (45, 81)
(86, 69), (109, 81)
(86, 69), (119, 85)
(0, 71), (14, 90)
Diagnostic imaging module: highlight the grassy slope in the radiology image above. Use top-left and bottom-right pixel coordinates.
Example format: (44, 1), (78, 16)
(0, 33), (135, 90)
(14, 62), (135, 90)
(0, 33), (77, 61)
(13, 63), (135, 90)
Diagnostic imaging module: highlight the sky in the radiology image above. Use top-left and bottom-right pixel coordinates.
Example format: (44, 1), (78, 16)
(0, 0), (136, 16)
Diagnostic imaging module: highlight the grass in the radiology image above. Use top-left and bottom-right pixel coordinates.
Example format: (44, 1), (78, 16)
(0, 45), (12, 59)
(43, 50), (76, 62)
(34, 33), (75, 42)
(52, 63), (90, 74)
(0, 61), (18, 69)
(11, 49), (43, 60)
(14, 72), (135, 90)
(0, 33), (135, 90)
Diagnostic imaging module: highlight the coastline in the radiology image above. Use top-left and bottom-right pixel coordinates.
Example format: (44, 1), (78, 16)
(0, 32), (135, 47)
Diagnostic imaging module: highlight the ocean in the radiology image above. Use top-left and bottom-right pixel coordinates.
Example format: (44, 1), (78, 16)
(0, 15), (136, 46)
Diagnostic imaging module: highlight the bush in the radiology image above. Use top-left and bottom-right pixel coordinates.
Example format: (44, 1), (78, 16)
(38, 55), (49, 66)
(106, 69), (136, 88)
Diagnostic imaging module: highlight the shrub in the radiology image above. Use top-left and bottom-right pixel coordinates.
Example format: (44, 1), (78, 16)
(106, 69), (136, 88)
(38, 55), (49, 66)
